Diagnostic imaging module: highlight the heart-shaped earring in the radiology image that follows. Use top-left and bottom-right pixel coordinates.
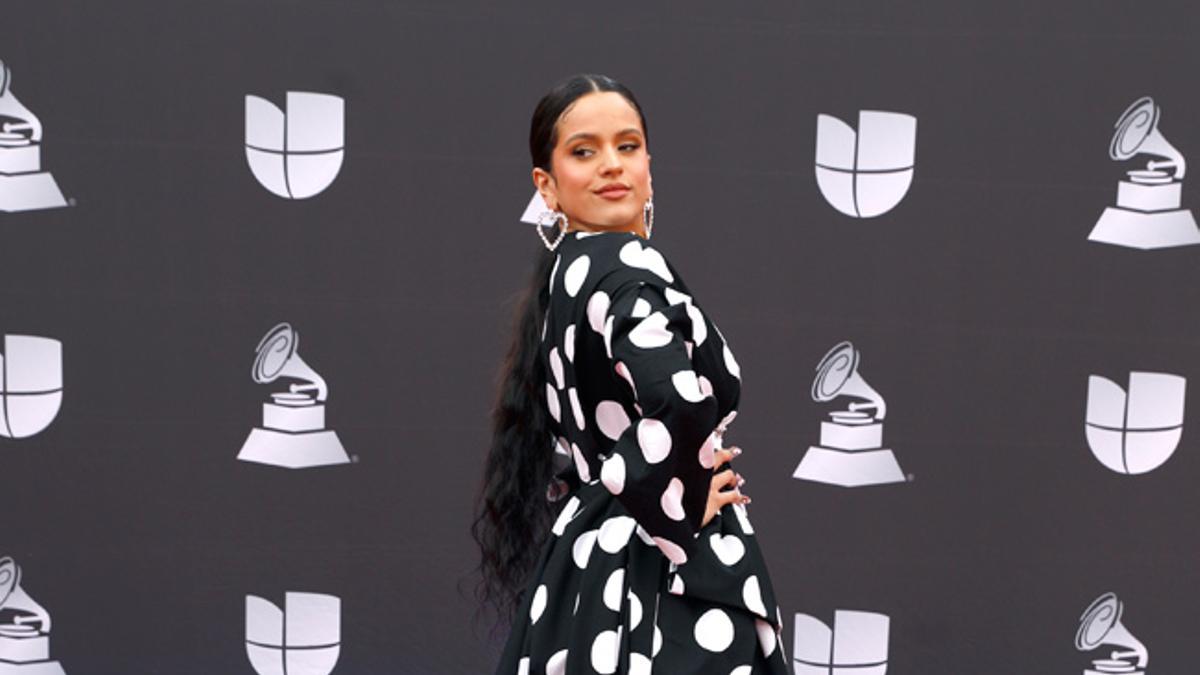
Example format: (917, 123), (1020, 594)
(536, 210), (569, 251)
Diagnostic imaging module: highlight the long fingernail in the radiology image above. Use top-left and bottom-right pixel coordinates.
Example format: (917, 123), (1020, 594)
(731, 447), (742, 456)
(742, 495), (752, 504)
(736, 475), (745, 487)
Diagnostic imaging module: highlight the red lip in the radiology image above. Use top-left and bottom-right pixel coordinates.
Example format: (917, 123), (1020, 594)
(595, 184), (631, 197)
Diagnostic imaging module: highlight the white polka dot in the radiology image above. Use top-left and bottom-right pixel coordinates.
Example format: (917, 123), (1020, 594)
(603, 315), (615, 359)
(591, 629), (620, 674)
(671, 370), (707, 403)
(653, 626), (663, 656)
(652, 537), (688, 565)
(698, 433), (716, 469)
(634, 525), (656, 546)
(719, 410), (738, 432)
(724, 344), (741, 379)
(669, 574), (685, 595)
(546, 649), (568, 675)
(530, 585), (547, 624)
(632, 297), (652, 318)
(694, 608), (735, 652)
(551, 496), (581, 536)
(730, 667), (752, 675)
(573, 593), (580, 615)
(619, 240), (674, 282)
(664, 287), (691, 306)
(587, 292), (611, 334)
(629, 652), (652, 675)
(598, 516), (637, 553)
(733, 503), (755, 535)
(555, 436), (570, 456)
(743, 575), (767, 617)
(637, 419), (671, 463)
(710, 533), (746, 566)
(600, 454), (626, 495)
(573, 530), (598, 569)
(685, 341), (694, 359)
(568, 388), (586, 430)
(698, 375), (713, 397)
(541, 315), (548, 342)
(628, 590), (643, 629)
(596, 401), (631, 440)
(687, 304), (708, 345)
(518, 657), (530, 675)
(755, 618), (777, 657)
(602, 569), (625, 611)
(576, 230), (604, 239)
(571, 443), (591, 482)
(614, 361), (637, 398)
(549, 348), (565, 390)
(564, 255), (591, 297)
(563, 324), (576, 362)
(629, 312), (673, 349)
(546, 383), (561, 422)
(548, 255), (561, 295)
(661, 478), (686, 521)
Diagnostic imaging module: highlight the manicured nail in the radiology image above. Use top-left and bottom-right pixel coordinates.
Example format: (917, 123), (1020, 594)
(736, 475), (745, 487)
(742, 496), (752, 504)
(731, 447), (742, 457)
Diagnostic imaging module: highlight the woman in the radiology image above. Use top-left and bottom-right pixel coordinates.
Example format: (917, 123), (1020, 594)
(474, 73), (787, 675)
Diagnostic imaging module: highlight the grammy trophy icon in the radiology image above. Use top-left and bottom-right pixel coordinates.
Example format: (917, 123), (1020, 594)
(794, 342), (905, 487)
(1076, 592), (1149, 675)
(0, 557), (66, 675)
(238, 323), (350, 469)
(0, 60), (67, 213)
(1090, 97), (1199, 249)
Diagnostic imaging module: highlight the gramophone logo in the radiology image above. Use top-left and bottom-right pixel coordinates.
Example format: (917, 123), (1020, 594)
(1085, 371), (1185, 475)
(246, 592), (340, 675)
(795, 342), (905, 487)
(245, 91), (344, 199)
(1090, 97), (1199, 249)
(793, 609), (889, 675)
(1076, 592), (1148, 675)
(0, 60), (68, 213)
(0, 557), (66, 675)
(0, 335), (63, 439)
(815, 110), (916, 218)
(238, 323), (349, 468)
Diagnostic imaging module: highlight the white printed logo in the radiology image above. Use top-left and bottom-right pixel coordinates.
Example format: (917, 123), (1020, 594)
(0, 557), (67, 675)
(815, 111), (916, 218)
(245, 92), (344, 199)
(0, 60), (68, 213)
(1086, 371), (1185, 474)
(795, 342), (905, 487)
(1076, 592), (1148, 675)
(0, 335), (63, 439)
(238, 323), (349, 468)
(1090, 97), (1199, 249)
(793, 609), (890, 675)
(246, 592), (340, 675)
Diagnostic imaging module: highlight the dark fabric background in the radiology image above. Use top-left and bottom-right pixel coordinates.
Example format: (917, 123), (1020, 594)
(2, 1), (1198, 673)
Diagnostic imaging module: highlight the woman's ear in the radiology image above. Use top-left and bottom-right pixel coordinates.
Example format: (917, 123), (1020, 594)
(532, 167), (558, 212)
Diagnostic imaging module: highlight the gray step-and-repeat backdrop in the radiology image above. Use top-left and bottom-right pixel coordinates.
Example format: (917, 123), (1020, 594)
(3, 1), (1198, 673)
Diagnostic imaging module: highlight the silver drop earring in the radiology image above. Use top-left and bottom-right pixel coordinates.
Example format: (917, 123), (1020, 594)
(643, 196), (654, 239)
(536, 209), (569, 251)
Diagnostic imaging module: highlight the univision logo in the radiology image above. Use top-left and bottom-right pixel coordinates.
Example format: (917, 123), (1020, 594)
(245, 91), (344, 199)
(1085, 371), (1185, 474)
(815, 111), (916, 218)
(0, 334), (63, 439)
(793, 609), (890, 675)
(245, 592), (341, 675)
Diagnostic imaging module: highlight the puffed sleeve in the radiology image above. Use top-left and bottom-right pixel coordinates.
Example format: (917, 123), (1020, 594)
(590, 267), (720, 566)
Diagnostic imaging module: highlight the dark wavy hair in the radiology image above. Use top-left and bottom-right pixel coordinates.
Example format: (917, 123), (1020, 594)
(471, 73), (650, 628)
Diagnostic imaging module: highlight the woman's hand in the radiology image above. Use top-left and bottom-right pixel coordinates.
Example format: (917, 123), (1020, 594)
(702, 446), (749, 528)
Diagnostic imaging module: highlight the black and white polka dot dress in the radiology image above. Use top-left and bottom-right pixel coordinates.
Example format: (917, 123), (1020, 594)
(495, 231), (788, 675)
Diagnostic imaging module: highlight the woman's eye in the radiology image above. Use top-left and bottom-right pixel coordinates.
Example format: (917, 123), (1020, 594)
(572, 147), (594, 157)
(620, 143), (640, 151)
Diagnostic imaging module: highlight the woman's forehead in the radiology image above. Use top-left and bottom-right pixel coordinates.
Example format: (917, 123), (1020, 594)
(557, 92), (643, 139)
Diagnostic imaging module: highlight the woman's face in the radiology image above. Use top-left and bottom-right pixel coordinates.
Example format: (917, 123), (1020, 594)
(533, 91), (652, 235)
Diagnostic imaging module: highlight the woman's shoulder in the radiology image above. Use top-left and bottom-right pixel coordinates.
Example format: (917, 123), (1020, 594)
(558, 230), (682, 296)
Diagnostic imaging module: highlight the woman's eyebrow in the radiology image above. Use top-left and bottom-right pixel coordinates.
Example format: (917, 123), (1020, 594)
(564, 128), (643, 144)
